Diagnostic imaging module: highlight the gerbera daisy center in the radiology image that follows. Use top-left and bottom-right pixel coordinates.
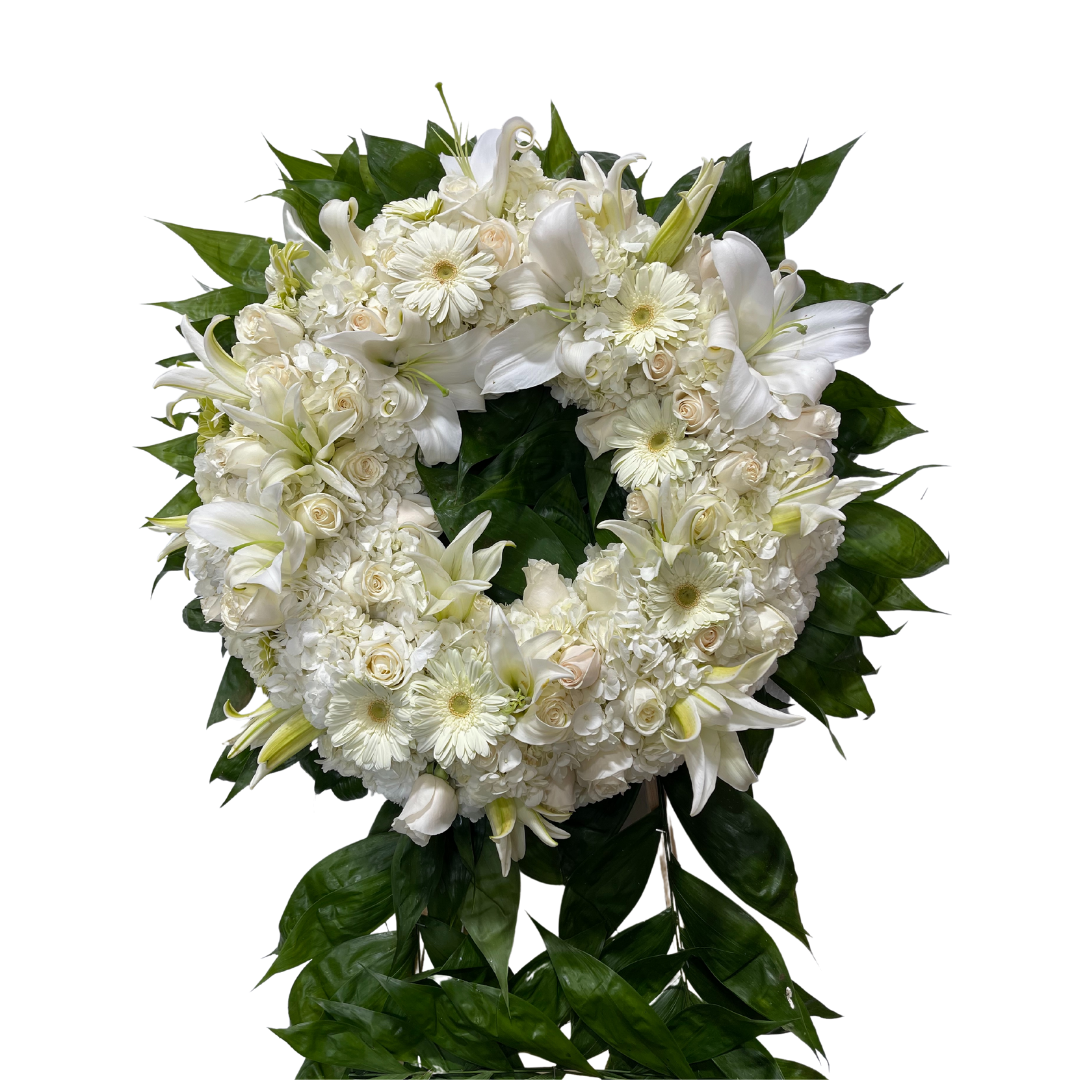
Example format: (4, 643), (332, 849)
(648, 429), (672, 452)
(432, 259), (458, 282)
(675, 583), (701, 609)
(630, 302), (656, 328)
(448, 691), (473, 717)
(366, 700), (390, 722)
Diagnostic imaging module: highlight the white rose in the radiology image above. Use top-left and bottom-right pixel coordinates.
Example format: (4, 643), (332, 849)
(625, 491), (651, 521)
(558, 644), (600, 689)
(542, 771), (576, 815)
(329, 383), (365, 419)
(346, 306), (386, 334)
(522, 560), (570, 615)
(578, 554), (620, 613)
(439, 174), (479, 203)
(245, 355), (300, 394)
(364, 642), (406, 686)
(643, 349), (676, 383)
(235, 304), (305, 357)
(575, 409), (621, 459)
(752, 605), (795, 654)
(379, 377), (424, 421)
(293, 493), (347, 538)
(334, 441), (387, 488)
(219, 585), (284, 632)
(628, 682), (666, 735)
(694, 624), (726, 654)
(689, 499), (727, 544)
(397, 495), (439, 533)
(343, 560), (396, 606)
(777, 405), (841, 443)
(477, 218), (521, 269)
(535, 690), (572, 731)
(391, 773), (458, 847)
(673, 386), (717, 435)
(713, 451), (766, 495)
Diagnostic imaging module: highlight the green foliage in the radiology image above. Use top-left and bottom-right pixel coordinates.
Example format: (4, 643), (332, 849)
(152, 285), (264, 321)
(296, 750), (369, 801)
(206, 656), (255, 727)
(151, 546), (185, 594)
(138, 432), (197, 477)
(752, 138), (859, 237)
(460, 839), (520, 1001)
(542, 103), (578, 179)
(363, 133), (445, 202)
(158, 222), (275, 291)
(182, 598), (220, 633)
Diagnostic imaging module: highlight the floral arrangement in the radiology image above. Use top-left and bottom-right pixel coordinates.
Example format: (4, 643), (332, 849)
(145, 94), (945, 1078)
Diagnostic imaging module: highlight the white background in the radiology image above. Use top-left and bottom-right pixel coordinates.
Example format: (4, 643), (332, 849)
(1, 2), (1074, 1077)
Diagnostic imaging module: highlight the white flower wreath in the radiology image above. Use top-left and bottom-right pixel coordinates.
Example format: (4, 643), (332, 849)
(155, 116), (878, 874)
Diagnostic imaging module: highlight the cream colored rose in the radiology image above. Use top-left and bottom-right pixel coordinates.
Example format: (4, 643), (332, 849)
(379, 377), (424, 421)
(334, 441), (387, 488)
(235, 304), (304, 357)
(694, 624), (726, 654)
(575, 410), (621, 459)
(522, 560), (570, 615)
(346, 306), (386, 334)
(713, 450), (766, 494)
(364, 642), (405, 686)
(559, 644), (600, 690)
(643, 349), (676, 383)
(397, 495), (439, 533)
(628, 683), (666, 735)
(690, 499), (727, 544)
(673, 386), (717, 435)
(329, 383), (365, 418)
(477, 218), (521, 269)
(343, 560), (395, 606)
(219, 585), (284, 632)
(535, 691), (572, 731)
(246, 355), (300, 393)
(439, 174), (479, 203)
(578, 554), (620, 613)
(777, 405), (841, 442)
(293, 493), (347, 538)
(625, 491), (651, 521)
(753, 605), (795, 654)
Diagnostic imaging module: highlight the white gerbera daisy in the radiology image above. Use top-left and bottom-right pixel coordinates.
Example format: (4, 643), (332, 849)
(388, 223), (497, 328)
(606, 263), (698, 354)
(382, 193), (443, 221)
(411, 649), (509, 766)
(324, 678), (412, 770)
(610, 395), (705, 488)
(645, 550), (740, 640)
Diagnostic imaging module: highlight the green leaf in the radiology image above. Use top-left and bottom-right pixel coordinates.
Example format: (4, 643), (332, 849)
(809, 567), (896, 638)
(559, 810), (660, 942)
(510, 952), (569, 1026)
(425, 120), (455, 157)
(156, 351), (197, 368)
(534, 474), (591, 549)
(314, 998), (431, 1065)
(543, 103), (578, 180)
(270, 185), (331, 248)
(774, 649), (867, 721)
(789, 625), (876, 676)
(287, 933), (398, 1025)
(836, 404), (925, 456)
(268, 141), (336, 181)
(139, 432), (197, 477)
(776, 1059), (828, 1079)
(821, 370), (904, 410)
(699, 143), (754, 234)
(795, 983), (842, 1020)
(795, 269), (890, 309)
(271, 1021), (402, 1072)
(262, 833), (398, 983)
(152, 285), (264, 321)
(426, 838), (473, 926)
(159, 222), (274, 291)
(723, 153), (804, 266)
(668, 1003), (780, 1061)
(148, 480), (200, 522)
(584, 450), (616, 527)
(440, 979), (597, 1075)
(739, 728), (775, 774)
(182, 598), (221, 633)
(753, 138), (858, 237)
(208, 745), (258, 805)
(712, 1039), (785, 1079)
(363, 133), (444, 201)
(460, 839), (519, 1000)
(838, 501), (948, 579)
(535, 921), (694, 1078)
(664, 769), (808, 946)
(297, 749), (369, 801)
(391, 832), (445, 967)
(418, 916), (488, 971)
(600, 909), (677, 972)
(832, 563), (939, 613)
(206, 656), (254, 727)
(151, 546), (186, 594)
(670, 863), (823, 1055)
(332, 139), (384, 227)
(457, 386), (562, 477)
(368, 799), (399, 835)
(476, 500), (581, 594)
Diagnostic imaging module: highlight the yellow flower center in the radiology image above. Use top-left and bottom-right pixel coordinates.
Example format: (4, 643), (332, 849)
(648, 429), (672, 453)
(433, 259), (458, 283)
(366, 699), (390, 723)
(448, 691), (473, 717)
(674, 583), (700, 609)
(630, 302), (656, 328)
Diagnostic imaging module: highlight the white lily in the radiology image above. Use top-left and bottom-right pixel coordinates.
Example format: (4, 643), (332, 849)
(486, 796), (571, 877)
(705, 232), (872, 430)
(321, 309), (490, 465)
(646, 158), (725, 266)
(153, 315), (250, 420)
(555, 152), (646, 234)
(475, 197), (602, 395)
(406, 510), (512, 621)
(487, 606), (570, 713)
(439, 116), (536, 218)
(771, 460), (880, 537)
(664, 652), (803, 814)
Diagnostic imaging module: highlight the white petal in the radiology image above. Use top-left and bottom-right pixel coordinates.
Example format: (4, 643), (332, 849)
(753, 354), (837, 405)
(409, 391), (462, 466)
(714, 731), (758, 792)
(711, 232), (777, 349)
(495, 263), (563, 310)
(318, 199), (365, 263)
(475, 312), (563, 394)
(188, 500), (279, 549)
(713, 350), (774, 429)
(794, 300), (872, 362)
(527, 197), (599, 295)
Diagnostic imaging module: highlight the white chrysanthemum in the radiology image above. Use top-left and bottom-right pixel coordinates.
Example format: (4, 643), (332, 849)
(388, 223), (497, 328)
(609, 396), (705, 488)
(323, 678), (412, 770)
(645, 550), (740, 640)
(606, 264), (698, 354)
(411, 649), (509, 766)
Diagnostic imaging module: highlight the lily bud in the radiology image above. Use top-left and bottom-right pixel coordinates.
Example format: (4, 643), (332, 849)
(252, 713), (318, 784)
(646, 159), (725, 267)
(486, 797), (517, 841)
(393, 773), (459, 847)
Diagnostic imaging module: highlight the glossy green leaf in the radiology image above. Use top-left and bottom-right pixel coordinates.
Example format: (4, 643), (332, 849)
(699, 143), (754, 234)
(271, 1020), (402, 1072)
(774, 649), (869, 721)
(790, 625), (876, 675)
(776, 1059), (828, 1079)
(712, 1039), (785, 1079)
(458, 386), (562, 476)
(182, 598), (220, 633)
(269, 184), (331, 248)
(753, 138), (858, 237)
(809, 567), (896, 638)
(315, 998), (434, 1064)
(156, 351), (197, 368)
(159, 222), (274, 291)
(833, 563), (939, 613)
(670, 863), (822, 1055)
(510, 952), (568, 1026)
(262, 833), (398, 983)
(836, 404), (925, 456)
(795, 983), (841, 1020)
(426, 838), (473, 926)
(821, 370), (904, 410)
(152, 285), (264, 321)
(151, 546), (186, 594)
(535, 922), (693, 1078)
(149, 480), (200, 522)
(584, 450), (616, 527)
(559, 810), (660, 941)
(368, 799), (399, 836)
(425, 120), (455, 157)
(795, 270), (891, 309)
(477, 500), (581, 594)
(206, 656), (254, 727)
(440, 979), (597, 1075)
(296, 749), (369, 800)
(600, 909), (677, 971)
(664, 769), (808, 946)
(460, 839), (519, 1000)
(391, 832), (444, 966)
(363, 133), (444, 201)
(418, 916), (488, 971)
(739, 727), (775, 774)
(838, 501), (948, 579)
(139, 432), (198, 477)
(287, 933), (398, 1025)
(268, 141), (336, 181)
(669, 1002), (780, 1061)
(543, 103), (578, 180)
(723, 154), (803, 266)
(534, 474), (592, 549)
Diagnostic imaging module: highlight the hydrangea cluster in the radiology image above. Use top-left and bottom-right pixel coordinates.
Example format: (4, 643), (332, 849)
(155, 117), (876, 872)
